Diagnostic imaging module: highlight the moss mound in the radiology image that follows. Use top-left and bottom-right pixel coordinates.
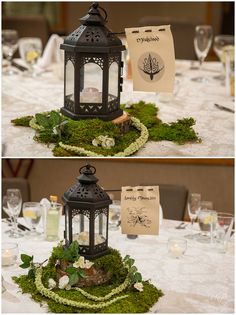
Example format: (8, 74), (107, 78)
(13, 246), (163, 313)
(11, 101), (200, 156)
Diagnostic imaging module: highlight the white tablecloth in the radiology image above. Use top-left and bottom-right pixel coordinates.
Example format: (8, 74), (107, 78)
(2, 60), (234, 157)
(2, 219), (234, 313)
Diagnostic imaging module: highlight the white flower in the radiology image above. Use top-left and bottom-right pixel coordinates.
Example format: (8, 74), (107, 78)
(73, 256), (94, 269)
(58, 275), (69, 289)
(134, 282), (143, 292)
(92, 138), (99, 147)
(48, 278), (56, 290)
(101, 136), (115, 149)
(65, 284), (71, 291)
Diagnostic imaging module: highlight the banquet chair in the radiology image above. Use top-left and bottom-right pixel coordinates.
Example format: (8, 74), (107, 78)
(2, 177), (31, 218)
(2, 15), (50, 48)
(139, 16), (197, 60)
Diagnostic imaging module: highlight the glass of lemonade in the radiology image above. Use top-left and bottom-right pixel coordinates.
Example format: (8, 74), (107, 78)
(23, 202), (42, 238)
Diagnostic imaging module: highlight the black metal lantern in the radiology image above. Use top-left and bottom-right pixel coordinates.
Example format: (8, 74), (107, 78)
(62, 164), (112, 259)
(60, 2), (125, 121)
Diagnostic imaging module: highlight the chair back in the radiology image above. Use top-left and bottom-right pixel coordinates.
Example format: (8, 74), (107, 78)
(2, 178), (31, 218)
(139, 16), (197, 60)
(2, 15), (50, 48)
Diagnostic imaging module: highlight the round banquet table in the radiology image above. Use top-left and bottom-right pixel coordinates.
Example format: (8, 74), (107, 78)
(1, 218), (234, 313)
(2, 60), (234, 157)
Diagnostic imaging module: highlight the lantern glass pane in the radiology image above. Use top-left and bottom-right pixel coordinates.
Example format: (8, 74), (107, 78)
(80, 63), (103, 103)
(94, 212), (107, 245)
(66, 60), (74, 103)
(65, 206), (70, 241)
(72, 213), (90, 246)
(108, 62), (118, 101)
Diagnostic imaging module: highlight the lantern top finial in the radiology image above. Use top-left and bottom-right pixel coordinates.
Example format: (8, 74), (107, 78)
(80, 2), (107, 26)
(78, 164), (98, 184)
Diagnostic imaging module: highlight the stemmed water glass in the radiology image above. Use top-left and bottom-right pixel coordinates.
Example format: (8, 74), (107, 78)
(2, 29), (19, 75)
(6, 189), (23, 238)
(213, 35), (234, 80)
(19, 37), (42, 77)
(192, 25), (213, 82)
(23, 202), (42, 238)
(185, 193), (201, 239)
(2, 196), (14, 234)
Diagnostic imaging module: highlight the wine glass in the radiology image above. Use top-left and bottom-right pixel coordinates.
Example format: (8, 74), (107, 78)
(2, 29), (19, 75)
(213, 35), (234, 80)
(6, 189), (23, 238)
(215, 212), (234, 253)
(19, 37), (42, 77)
(2, 196), (14, 235)
(192, 25), (213, 83)
(185, 193), (201, 239)
(23, 202), (42, 238)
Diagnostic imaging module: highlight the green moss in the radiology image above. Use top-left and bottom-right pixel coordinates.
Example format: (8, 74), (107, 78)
(13, 246), (163, 313)
(11, 116), (33, 127)
(11, 101), (200, 156)
(124, 102), (200, 144)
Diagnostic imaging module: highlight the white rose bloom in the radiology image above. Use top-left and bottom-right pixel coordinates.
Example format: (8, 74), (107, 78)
(92, 138), (99, 147)
(58, 275), (70, 289)
(48, 278), (56, 290)
(134, 282), (144, 292)
(101, 137), (115, 149)
(73, 256), (94, 269)
(73, 256), (85, 269)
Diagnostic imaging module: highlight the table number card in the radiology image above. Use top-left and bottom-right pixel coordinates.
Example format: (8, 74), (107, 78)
(125, 25), (175, 92)
(121, 186), (160, 235)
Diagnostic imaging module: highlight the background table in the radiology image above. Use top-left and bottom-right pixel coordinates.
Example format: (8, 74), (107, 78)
(2, 219), (234, 313)
(2, 60), (234, 157)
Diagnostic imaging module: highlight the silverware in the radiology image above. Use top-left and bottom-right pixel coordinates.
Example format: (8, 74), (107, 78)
(214, 103), (234, 113)
(175, 222), (187, 229)
(6, 218), (30, 231)
(12, 60), (28, 72)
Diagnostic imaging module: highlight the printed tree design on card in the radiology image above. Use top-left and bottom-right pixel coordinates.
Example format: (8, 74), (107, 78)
(127, 207), (152, 228)
(139, 54), (164, 80)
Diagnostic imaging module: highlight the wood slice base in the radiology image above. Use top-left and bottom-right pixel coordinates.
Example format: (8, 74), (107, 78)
(112, 112), (131, 134)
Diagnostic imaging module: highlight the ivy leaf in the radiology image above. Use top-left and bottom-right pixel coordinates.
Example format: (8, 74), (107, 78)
(128, 258), (135, 267)
(134, 272), (142, 282)
(35, 113), (50, 129)
(65, 267), (78, 275)
(130, 266), (138, 273)
(124, 255), (130, 261)
(78, 269), (86, 278)
(21, 254), (33, 264)
(28, 268), (35, 278)
(19, 262), (30, 269)
(68, 272), (79, 286)
(62, 241), (79, 262)
(49, 111), (61, 127)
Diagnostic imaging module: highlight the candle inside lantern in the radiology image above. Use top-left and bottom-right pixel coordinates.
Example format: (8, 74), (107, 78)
(2, 243), (19, 266)
(73, 231), (105, 245)
(80, 87), (102, 103)
(168, 237), (187, 259)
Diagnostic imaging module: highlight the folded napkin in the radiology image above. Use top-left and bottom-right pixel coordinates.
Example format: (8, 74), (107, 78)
(38, 34), (64, 70)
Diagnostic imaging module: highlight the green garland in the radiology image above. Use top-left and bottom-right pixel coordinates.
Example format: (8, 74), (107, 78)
(35, 268), (129, 310)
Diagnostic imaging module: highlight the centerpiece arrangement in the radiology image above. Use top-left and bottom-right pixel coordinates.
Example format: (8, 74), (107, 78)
(11, 2), (200, 157)
(13, 165), (163, 313)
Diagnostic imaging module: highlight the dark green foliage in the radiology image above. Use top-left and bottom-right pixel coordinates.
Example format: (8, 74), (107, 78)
(13, 246), (163, 313)
(19, 254), (33, 269)
(11, 101), (200, 156)
(11, 116), (33, 127)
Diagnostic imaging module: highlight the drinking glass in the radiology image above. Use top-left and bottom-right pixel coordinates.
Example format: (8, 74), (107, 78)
(19, 37), (42, 77)
(2, 29), (19, 75)
(215, 212), (234, 253)
(2, 196), (14, 234)
(185, 193), (201, 239)
(192, 25), (213, 83)
(197, 209), (217, 243)
(213, 35), (234, 80)
(23, 202), (42, 238)
(109, 200), (121, 230)
(6, 189), (23, 238)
